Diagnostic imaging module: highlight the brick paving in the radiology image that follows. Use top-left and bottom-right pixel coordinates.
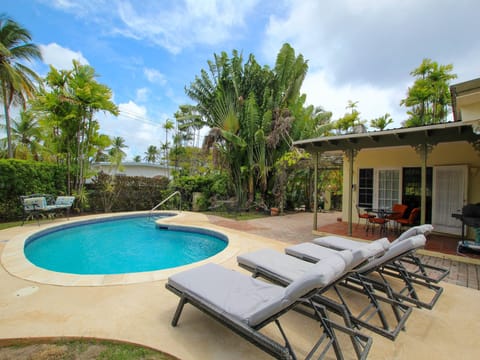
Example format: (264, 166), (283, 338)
(207, 211), (480, 290)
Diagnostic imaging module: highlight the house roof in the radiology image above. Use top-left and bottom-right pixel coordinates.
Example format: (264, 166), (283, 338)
(93, 162), (171, 169)
(293, 120), (480, 153)
(450, 78), (480, 121)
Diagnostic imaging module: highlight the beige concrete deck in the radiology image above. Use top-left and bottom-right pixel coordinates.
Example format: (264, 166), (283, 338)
(1, 211), (479, 359)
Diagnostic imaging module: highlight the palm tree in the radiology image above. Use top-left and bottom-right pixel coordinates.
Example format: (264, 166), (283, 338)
(370, 113), (393, 131)
(162, 119), (174, 176)
(109, 136), (128, 161)
(401, 58), (456, 126)
(144, 145), (159, 163)
(108, 136), (128, 175)
(10, 110), (42, 159)
(0, 15), (42, 158)
(175, 104), (205, 147)
(133, 155), (141, 162)
(32, 61), (119, 194)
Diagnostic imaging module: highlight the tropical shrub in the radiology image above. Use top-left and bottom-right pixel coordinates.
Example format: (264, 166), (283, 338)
(88, 173), (170, 213)
(0, 159), (67, 220)
(170, 172), (232, 210)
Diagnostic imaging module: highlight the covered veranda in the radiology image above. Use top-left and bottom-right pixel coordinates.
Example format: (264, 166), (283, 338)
(293, 120), (480, 239)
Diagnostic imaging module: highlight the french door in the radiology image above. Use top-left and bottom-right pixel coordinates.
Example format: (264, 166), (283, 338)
(375, 169), (401, 209)
(432, 165), (468, 235)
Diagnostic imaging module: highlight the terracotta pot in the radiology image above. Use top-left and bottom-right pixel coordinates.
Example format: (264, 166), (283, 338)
(270, 207), (279, 216)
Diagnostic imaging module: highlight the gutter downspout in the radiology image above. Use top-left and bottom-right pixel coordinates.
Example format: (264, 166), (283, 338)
(420, 143), (428, 224)
(313, 152), (318, 230)
(347, 148), (355, 236)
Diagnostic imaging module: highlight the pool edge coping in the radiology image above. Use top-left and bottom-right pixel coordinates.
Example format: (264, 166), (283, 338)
(1, 211), (240, 287)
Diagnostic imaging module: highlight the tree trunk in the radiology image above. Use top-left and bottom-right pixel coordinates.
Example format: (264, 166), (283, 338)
(2, 86), (13, 158)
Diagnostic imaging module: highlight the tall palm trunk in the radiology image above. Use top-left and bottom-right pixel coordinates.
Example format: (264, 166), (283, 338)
(1, 86), (13, 158)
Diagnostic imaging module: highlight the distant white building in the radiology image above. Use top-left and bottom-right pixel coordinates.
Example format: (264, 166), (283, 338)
(90, 162), (172, 179)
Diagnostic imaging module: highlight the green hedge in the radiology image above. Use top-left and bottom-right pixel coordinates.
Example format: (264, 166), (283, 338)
(0, 160), (173, 221)
(0, 159), (231, 220)
(171, 173), (232, 210)
(0, 159), (68, 221)
(87, 173), (171, 213)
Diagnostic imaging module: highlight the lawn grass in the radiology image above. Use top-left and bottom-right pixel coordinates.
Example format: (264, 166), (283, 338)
(203, 209), (269, 220)
(0, 220), (22, 230)
(0, 339), (177, 359)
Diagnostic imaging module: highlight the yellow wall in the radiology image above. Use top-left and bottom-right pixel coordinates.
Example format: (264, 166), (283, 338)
(461, 103), (480, 121)
(342, 141), (480, 224)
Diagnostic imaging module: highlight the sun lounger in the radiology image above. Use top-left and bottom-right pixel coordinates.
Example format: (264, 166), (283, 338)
(287, 234), (442, 310)
(166, 255), (372, 360)
(314, 225), (449, 284)
(238, 240), (412, 341)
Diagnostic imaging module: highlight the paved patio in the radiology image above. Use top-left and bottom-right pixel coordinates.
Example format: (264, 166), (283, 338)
(0, 211), (479, 359)
(208, 211), (480, 290)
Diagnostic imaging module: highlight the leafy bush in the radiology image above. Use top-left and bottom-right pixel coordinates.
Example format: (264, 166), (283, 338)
(0, 159), (67, 221)
(170, 173), (232, 210)
(88, 173), (171, 213)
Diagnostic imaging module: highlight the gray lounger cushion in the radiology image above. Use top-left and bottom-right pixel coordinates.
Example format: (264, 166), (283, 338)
(168, 258), (347, 327)
(238, 248), (314, 281)
(285, 243), (343, 263)
(283, 253), (349, 301)
(356, 234), (426, 272)
(168, 263), (286, 326)
(392, 224), (434, 244)
(313, 224), (433, 251)
(286, 240), (385, 269)
(313, 236), (390, 252)
(238, 248), (351, 284)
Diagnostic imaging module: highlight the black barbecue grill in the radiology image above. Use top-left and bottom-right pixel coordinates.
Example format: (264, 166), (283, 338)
(452, 203), (480, 253)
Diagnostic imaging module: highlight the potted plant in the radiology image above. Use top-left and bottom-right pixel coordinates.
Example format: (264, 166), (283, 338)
(270, 207), (279, 216)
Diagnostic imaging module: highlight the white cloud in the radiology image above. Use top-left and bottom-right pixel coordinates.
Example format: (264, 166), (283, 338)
(262, 0), (478, 126)
(135, 88), (149, 102)
(39, 43), (89, 70)
(144, 68), (167, 85)
(98, 101), (164, 160)
(302, 70), (407, 127)
(115, 0), (259, 53)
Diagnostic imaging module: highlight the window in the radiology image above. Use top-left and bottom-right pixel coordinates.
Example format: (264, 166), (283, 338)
(377, 169), (400, 209)
(358, 168), (373, 208)
(403, 167), (432, 197)
(403, 167), (433, 222)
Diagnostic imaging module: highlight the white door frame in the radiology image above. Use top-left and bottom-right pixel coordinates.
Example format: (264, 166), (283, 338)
(373, 168), (402, 209)
(432, 165), (468, 235)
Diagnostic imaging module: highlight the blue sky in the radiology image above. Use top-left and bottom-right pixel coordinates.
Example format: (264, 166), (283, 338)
(4, 0), (479, 160)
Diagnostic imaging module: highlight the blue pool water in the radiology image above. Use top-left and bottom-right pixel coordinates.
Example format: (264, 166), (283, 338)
(24, 215), (228, 275)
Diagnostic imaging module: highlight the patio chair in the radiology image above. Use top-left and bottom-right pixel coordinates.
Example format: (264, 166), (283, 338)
(395, 207), (420, 230)
(287, 234), (442, 310)
(386, 204), (408, 233)
(52, 196), (75, 219)
(356, 205), (374, 229)
(20, 195), (57, 225)
(166, 254), (373, 360)
(314, 224), (449, 284)
(366, 216), (389, 235)
(386, 204), (408, 221)
(237, 241), (412, 341)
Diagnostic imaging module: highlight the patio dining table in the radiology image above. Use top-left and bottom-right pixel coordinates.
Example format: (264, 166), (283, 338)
(366, 208), (399, 218)
(365, 208), (400, 234)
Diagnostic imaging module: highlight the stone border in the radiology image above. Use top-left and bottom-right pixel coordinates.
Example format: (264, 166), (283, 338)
(1, 211), (239, 286)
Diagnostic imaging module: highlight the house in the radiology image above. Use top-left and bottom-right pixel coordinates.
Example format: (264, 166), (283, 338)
(90, 162), (172, 179)
(294, 78), (480, 238)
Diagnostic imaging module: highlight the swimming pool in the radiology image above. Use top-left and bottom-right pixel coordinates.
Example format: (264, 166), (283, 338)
(24, 214), (228, 275)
